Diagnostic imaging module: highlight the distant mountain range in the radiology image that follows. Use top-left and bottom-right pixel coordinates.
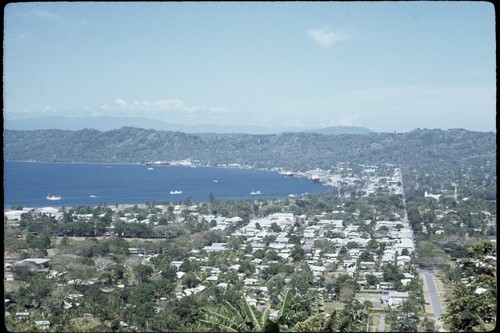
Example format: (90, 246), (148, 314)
(3, 116), (372, 135)
(4, 127), (495, 173)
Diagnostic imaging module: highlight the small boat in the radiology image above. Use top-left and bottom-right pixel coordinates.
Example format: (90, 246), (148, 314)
(46, 195), (62, 201)
(90, 195), (97, 198)
(147, 167), (154, 171)
(170, 190), (182, 195)
(213, 180), (219, 183)
(250, 190), (261, 195)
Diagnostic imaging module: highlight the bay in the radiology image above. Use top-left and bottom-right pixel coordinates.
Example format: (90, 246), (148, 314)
(3, 161), (331, 208)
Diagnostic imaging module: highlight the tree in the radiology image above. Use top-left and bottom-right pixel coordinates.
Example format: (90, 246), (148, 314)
(26, 233), (51, 250)
(133, 264), (154, 283)
(366, 274), (379, 287)
(290, 244), (306, 262)
(337, 244), (347, 255)
(200, 297), (272, 332)
(179, 258), (194, 272)
(209, 192), (216, 204)
(15, 276), (56, 309)
(253, 249), (265, 259)
(421, 317), (436, 332)
(200, 289), (306, 332)
(40, 285), (70, 322)
(263, 234), (277, 246)
(95, 257), (115, 272)
(265, 250), (281, 262)
(228, 236), (244, 251)
(441, 239), (496, 331)
(269, 222), (282, 233)
(339, 284), (354, 303)
(154, 278), (175, 297)
(238, 259), (256, 275)
(377, 225), (390, 234)
(11, 265), (36, 283)
(346, 241), (358, 249)
(359, 251), (374, 262)
(336, 299), (371, 332)
(182, 272), (200, 289)
(388, 300), (420, 332)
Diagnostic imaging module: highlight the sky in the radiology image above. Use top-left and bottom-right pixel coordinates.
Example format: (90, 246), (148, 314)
(3, 1), (496, 133)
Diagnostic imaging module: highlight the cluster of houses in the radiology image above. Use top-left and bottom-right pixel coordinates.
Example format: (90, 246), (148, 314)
(127, 203), (416, 307)
(194, 210), (415, 308)
(288, 164), (404, 197)
(5, 164), (424, 329)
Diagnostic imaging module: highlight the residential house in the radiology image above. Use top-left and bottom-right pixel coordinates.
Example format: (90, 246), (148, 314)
(15, 312), (30, 320)
(359, 261), (376, 270)
(170, 261), (183, 270)
(309, 265), (327, 277)
(202, 242), (228, 253)
(380, 291), (409, 306)
(14, 258), (51, 272)
(34, 320), (51, 330)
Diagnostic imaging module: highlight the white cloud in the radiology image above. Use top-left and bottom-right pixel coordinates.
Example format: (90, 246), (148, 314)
(41, 106), (57, 114)
(308, 28), (345, 48)
(115, 98), (127, 107)
(110, 98), (232, 117)
(133, 99), (186, 111)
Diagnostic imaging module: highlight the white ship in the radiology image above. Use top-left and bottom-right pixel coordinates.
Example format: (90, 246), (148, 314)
(250, 190), (261, 195)
(46, 195), (62, 201)
(170, 190), (182, 195)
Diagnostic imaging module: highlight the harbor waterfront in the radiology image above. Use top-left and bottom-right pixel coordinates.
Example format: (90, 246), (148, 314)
(4, 161), (332, 208)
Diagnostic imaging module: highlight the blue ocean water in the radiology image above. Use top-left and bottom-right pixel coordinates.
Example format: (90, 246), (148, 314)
(4, 161), (331, 208)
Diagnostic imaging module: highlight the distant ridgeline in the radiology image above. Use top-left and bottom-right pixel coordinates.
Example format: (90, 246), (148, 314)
(4, 127), (496, 171)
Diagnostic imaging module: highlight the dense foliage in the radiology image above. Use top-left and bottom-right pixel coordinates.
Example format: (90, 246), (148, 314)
(441, 240), (496, 331)
(4, 127), (496, 171)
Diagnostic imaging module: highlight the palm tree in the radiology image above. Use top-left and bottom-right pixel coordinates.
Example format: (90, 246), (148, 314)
(200, 289), (305, 332)
(200, 289), (329, 332)
(200, 298), (271, 332)
(291, 292), (330, 332)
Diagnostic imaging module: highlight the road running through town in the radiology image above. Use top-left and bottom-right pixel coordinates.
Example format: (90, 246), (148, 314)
(419, 268), (445, 331)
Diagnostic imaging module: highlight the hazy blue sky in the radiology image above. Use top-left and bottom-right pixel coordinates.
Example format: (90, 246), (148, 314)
(3, 1), (496, 133)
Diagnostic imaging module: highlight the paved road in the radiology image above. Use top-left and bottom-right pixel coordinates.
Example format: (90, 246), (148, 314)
(401, 168), (446, 331)
(419, 268), (445, 330)
(420, 269), (443, 316)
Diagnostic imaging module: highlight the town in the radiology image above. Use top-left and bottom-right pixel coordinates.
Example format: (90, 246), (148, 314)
(4, 162), (496, 332)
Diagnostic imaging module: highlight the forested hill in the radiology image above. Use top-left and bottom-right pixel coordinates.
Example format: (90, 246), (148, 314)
(4, 127), (496, 171)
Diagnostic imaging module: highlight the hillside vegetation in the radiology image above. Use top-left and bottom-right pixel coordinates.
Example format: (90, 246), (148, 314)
(4, 127), (496, 171)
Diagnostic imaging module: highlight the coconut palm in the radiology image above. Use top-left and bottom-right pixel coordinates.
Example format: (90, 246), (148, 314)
(200, 289), (329, 332)
(200, 298), (271, 332)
